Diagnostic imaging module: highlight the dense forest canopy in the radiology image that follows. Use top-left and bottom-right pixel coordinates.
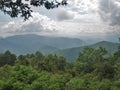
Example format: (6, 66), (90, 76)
(0, 45), (120, 89)
(0, 0), (67, 20)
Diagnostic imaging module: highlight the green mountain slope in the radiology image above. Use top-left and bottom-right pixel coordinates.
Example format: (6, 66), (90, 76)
(54, 41), (120, 61)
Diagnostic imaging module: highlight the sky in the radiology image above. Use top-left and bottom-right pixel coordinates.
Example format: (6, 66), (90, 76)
(0, 0), (120, 42)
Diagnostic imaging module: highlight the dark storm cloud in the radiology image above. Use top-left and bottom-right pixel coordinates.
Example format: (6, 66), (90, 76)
(57, 8), (74, 21)
(99, 0), (120, 25)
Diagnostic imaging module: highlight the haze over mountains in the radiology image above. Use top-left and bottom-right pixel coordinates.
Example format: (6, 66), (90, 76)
(0, 34), (119, 61)
(0, 34), (84, 55)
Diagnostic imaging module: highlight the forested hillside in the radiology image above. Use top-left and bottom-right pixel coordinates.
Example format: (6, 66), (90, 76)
(0, 45), (120, 90)
(55, 41), (119, 61)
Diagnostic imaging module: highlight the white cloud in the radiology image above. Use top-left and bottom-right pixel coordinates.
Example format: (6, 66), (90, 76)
(0, 11), (120, 41)
(54, 21), (120, 42)
(68, 0), (98, 14)
(0, 12), (57, 36)
(0, 0), (120, 42)
(55, 0), (100, 23)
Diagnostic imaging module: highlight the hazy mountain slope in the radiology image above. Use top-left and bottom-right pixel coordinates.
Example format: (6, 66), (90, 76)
(54, 41), (120, 61)
(0, 37), (58, 55)
(0, 34), (84, 55)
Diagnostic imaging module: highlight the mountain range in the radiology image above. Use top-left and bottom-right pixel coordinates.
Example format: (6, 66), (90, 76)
(0, 34), (119, 61)
(0, 34), (84, 55)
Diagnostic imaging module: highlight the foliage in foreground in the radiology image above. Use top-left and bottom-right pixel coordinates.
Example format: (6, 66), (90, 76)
(0, 46), (120, 90)
(0, 0), (67, 20)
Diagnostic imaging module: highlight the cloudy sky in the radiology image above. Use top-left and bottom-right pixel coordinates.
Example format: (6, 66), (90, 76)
(0, 0), (120, 42)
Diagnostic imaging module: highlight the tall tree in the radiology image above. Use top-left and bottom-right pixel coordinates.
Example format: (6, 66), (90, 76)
(0, 51), (16, 66)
